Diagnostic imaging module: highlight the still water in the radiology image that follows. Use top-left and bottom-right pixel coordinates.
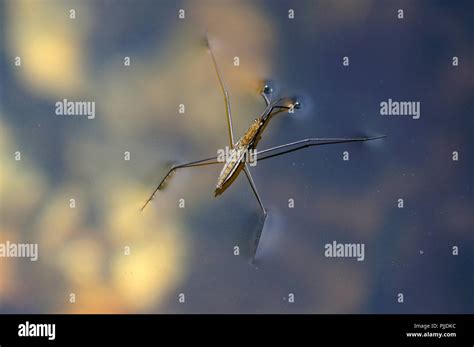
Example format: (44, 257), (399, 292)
(0, 0), (473, 313)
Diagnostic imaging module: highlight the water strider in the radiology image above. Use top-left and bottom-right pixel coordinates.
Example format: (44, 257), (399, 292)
(141, 35), (386, 263)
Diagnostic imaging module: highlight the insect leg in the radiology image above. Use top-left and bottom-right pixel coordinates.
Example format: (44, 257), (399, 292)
(261, 84), (273, 106)
(206, 34), (235, 146)
(261, 92), (270, 106)
(256, 135), (386, 162)
(264, 98), (299, 118)
(243, 164), (267, 263)
(141, 156), (219, 211)
(273, 105), (291, 110)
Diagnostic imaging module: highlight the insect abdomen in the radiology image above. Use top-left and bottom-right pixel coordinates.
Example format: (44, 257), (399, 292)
(216, 147), (246, 189)
(240, 121), (261, 147)
(215, 120), (262, 190)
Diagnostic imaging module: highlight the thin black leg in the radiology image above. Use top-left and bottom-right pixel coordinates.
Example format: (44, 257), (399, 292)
(256, 135), (387, 162)
(141, 156), (219, 211)
(206, 34), (235, 146)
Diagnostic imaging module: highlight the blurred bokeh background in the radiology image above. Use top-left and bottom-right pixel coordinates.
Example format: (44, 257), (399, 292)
(0, 0), (473, 313)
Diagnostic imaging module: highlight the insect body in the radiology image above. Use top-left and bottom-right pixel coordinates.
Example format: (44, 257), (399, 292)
(141, 35), (386, 264)
(216, 118), (262, 190)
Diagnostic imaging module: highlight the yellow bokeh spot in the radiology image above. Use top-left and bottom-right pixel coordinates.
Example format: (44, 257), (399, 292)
(58, 237), (104, 287)
(37, 187), (84, 250)
(20, 34), (83, 94)
(6, 0), (90, 96)
(112, 235), (185, 311)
